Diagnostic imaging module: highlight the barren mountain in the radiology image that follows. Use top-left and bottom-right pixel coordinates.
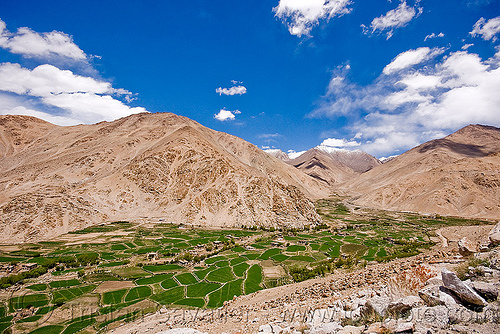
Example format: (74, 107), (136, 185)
(287, 149), (358, 185)
(0, 113), (328, 243)
(314, 146), (381, 173)
(283, 147), (380, 185)
(263, 149), (290, 161)
(341, 124), (500, 219)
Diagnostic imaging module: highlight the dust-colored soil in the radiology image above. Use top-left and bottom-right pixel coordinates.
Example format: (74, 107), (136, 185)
(94, 280), (135, 293)
(260, 260), (286, 279)
(46, 295), (100, 325)
(438, 224), (494, 245)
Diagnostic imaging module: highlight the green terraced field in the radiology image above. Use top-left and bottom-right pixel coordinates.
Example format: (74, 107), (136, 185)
(206, 267), (235, 283)
(135, 273), (173, 285)
(49, 279), (81, 288)
(186, 281), (221, 297)
(151, 286), (185, 305)
(0, 200), (490, 333)
(9, 294), (49, 310)
(175, 273), (199, 285)
(52, 285), (96, 303)
(244, 265), (263, 294)
(124, 286), (152, 302)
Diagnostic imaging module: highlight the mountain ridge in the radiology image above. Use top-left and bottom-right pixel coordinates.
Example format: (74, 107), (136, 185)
(340, 124), (500, 219)
(0, 112), (328, 243)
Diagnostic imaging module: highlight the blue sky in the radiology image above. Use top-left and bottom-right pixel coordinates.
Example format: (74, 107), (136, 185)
(0, 1), (499, 157)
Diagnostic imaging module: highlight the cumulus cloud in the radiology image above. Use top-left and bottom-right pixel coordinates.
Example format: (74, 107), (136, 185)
(0, 63), (146, 124)
(215, 85), (247, 96)
(214, 108), (241, 121)
(0, 18), (85, 60)
(320, 137), (361, 148)
(0, 19), (146, 125)
(470, 16), (500, 41)
(273, 0), (352, 37)
(383, 47), (444, 74)
(363, 1), (422, 39)
(309, 47), (500, 156)
(424, 32), (444, 41)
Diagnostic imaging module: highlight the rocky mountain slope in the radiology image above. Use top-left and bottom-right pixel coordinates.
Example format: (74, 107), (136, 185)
(266, 146), (380, 185)
(341, 124), (500, 219)
(263, 149), (290, 162)
(0, 113), (328, 243)
(286, 149), (358, 185)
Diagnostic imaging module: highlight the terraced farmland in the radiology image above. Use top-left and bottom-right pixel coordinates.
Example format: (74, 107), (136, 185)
(0, 201), (492, 333)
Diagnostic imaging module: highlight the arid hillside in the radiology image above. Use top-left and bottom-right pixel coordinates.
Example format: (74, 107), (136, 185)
(266, 147), (380, 185)
(0, 113), (328, 243)
(341, 124), (500, 219)
(288, 147), (380, 185)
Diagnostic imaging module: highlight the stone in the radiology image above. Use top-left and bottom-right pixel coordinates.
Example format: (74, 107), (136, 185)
(361, 296), (391, 317)
(411, 305), (449, 330)
(309, 322), (343, 333)
(438, 287), (459, 308)
(387, 295), (421, 316)
(418, 285), (444, 307)
(489, 222), (500, 245)
(258, 323), (283, 333)
(471, 281), (499, 301)
(425, 276), (442, 286)
(156, 329), (207, 334)
(458, 237), (478, 255)
(441, 268), (487, 307)
(394, 321), (414, 333)
(337, 325), (364, 334)
(365, 322), (384, 334)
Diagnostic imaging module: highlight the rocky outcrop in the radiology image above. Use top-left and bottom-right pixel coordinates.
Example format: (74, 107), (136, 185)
(387, 295), (421, 315)
(458, 237), (478, 255)
(489, 222), (500, 245)
(441, 268), (487, 307)
(471, 281), (499, 301)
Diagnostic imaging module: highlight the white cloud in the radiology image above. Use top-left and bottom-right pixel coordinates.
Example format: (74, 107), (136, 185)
(0, 19), (146, 126)
(424, 32), (444, 41)
(273, 0), (352, 37)
(0, 63), (112, 96)
(462, 43), (474, 50)
(309, 48), (500, 157)
(0, 19), (85, 60)
(383, 47), (444, 74)
(364, 1), (422, 39)
(470, 16), (500, 41)
(214, 108), (241, 121)
(215, 85), (247, 96)
(0, 63), (146, 125)
(258, 133), (282, 139)
(320, 137), (360, 147)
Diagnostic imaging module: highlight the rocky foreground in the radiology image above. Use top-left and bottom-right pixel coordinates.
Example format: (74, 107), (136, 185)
(108, 223), (500, 334)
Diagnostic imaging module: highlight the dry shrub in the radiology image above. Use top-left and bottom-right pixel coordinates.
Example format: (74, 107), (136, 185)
(387, 265), (437, 299)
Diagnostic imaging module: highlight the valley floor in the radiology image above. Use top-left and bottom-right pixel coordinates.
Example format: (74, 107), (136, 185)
(0, 200), (498, 334)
